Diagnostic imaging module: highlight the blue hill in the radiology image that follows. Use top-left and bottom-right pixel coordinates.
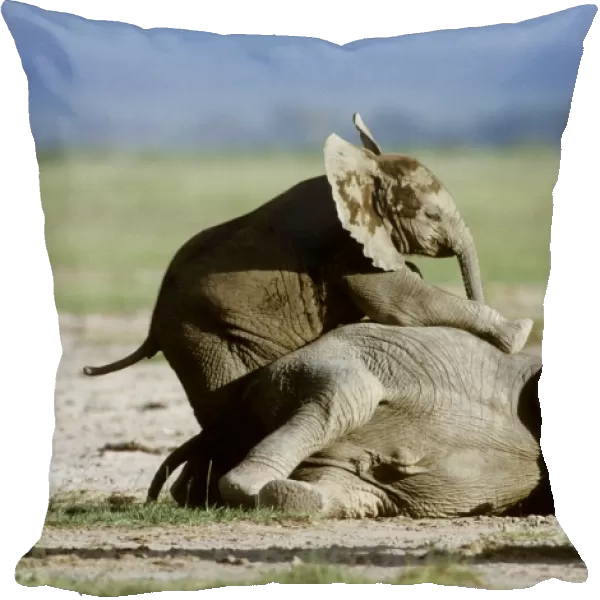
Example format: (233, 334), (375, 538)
(2, 1), (597, 149)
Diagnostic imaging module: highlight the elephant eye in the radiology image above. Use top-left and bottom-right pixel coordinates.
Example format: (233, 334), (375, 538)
(424, 209), (442, 222)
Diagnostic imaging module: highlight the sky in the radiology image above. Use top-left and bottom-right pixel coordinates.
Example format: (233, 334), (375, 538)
(2, 0), (597, 149)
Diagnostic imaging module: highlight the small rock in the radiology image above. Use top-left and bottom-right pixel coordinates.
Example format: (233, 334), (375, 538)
(290, 556), (303, 566)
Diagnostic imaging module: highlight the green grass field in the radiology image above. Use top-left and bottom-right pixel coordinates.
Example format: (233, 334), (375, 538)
(38, 147), (558, 314)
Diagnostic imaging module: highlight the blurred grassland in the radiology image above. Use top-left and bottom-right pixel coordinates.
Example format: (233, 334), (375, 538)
(37, 146), (558, 314)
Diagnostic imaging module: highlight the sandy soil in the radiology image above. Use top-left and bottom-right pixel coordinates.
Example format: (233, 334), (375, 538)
(18, 305), (589, 590)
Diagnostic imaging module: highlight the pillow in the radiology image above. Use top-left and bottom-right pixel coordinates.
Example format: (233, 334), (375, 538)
(3, 0), (596, 593)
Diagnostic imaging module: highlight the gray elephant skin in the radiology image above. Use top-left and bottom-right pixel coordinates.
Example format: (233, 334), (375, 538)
(150, 325), (550, 519)
(82, 113), (532, 432)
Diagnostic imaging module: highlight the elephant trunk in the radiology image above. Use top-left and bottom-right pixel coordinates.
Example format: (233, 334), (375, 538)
(456, 227), (485, 303)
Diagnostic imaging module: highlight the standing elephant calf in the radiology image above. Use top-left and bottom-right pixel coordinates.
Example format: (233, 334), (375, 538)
(152, 325), (550, 519)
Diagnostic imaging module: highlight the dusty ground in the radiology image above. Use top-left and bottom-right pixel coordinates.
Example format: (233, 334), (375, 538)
(18, 297), (589, 590)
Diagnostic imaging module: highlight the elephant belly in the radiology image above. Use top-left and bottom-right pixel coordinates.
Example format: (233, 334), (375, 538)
(382, 448), (544, 518)
(296, 430), (543, 519)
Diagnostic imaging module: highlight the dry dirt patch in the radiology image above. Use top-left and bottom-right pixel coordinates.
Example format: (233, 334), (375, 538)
(20, 517), (584, 590)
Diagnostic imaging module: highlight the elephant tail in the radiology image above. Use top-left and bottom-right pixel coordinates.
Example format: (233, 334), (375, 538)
(146, 433), (204, 503)
(82, 335), (159, 377)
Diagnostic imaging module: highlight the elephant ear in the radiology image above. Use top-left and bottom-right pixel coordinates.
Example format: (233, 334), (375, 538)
(353, 113), (382, 156)
(323, 134), (406, 272)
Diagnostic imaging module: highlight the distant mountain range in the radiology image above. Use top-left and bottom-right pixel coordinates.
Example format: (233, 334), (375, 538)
(2, 1), (597, 150)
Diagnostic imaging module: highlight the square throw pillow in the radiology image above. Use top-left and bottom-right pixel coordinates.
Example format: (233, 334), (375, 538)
(3, 0), (596, 592)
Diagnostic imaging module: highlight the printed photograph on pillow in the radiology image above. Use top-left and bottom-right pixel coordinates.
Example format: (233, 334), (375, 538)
(2, 0), (596, 592)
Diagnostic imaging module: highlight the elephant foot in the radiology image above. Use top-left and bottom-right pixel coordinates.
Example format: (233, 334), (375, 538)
(257, 479), (327, 514)
(496, 318), (534, 354)
(218, 470), (264, 508)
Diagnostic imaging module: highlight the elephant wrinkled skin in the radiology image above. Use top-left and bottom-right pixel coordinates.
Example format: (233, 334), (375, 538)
(152, 325), (549, 519)
(83, 113), (532, 430)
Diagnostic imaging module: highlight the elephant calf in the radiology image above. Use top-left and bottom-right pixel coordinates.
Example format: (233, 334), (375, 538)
(83, 113), (532, 431)
(150, 324), (551, 519)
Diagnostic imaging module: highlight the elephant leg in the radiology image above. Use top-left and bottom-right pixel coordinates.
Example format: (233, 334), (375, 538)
(342, 267), (532, 354)
(218, 366), (385, 507)
(162, 328), (257, 428)
(256, 467), (391, 518)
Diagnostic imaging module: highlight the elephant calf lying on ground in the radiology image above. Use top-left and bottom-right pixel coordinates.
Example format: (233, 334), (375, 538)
(148, 324), (552, 519)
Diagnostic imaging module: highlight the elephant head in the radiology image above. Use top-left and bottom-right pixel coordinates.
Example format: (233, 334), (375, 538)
(323, 113), (484, 302)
